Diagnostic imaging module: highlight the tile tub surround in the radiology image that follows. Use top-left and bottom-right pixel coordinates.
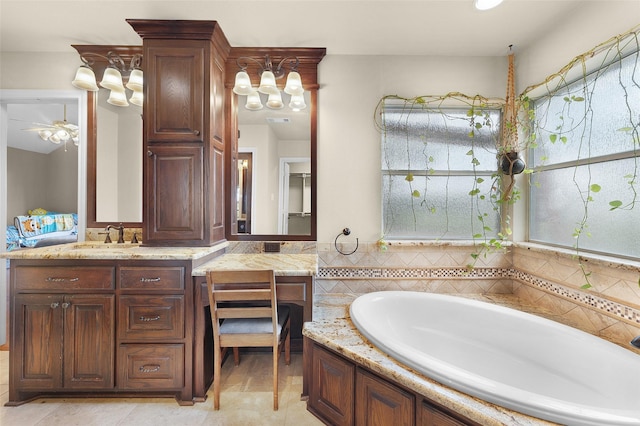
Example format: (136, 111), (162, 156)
(316, 241), (640, 353)
(305, 294), (559, 426)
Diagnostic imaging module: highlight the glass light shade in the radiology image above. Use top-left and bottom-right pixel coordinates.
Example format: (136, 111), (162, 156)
(257, 71), (280, 95)
(48, 133), (61, 144)
(72, 136), (80, 146)
(266, 92), (284, 109)
(289, 94), (307, 111)
(245, 91), (263, 110)
(284, 71), (304, 96)
(233, 71), (254, 95)
(107, 88), (129, 107)
(38, 130), (53, 141)
(129, 90), (144, 107)
(125, 69), (144, 92)
(71, 65), (99, 91)
(56, 129), (70, 141)
(474, 0), (503, 10)
(100, 67), (125, 91)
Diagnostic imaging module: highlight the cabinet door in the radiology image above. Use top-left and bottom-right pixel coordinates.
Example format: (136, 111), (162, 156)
(417, 400), (469, 426)
(13, 294), (64, 390)
(309, 344), (355, 426)
(63, 294), (115, 389)
(145, 41), (204, 142)
(145, 144), (204, 243)
(356, 369), (415, 426)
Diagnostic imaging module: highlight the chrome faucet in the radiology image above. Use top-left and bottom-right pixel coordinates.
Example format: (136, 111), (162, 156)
(105, 224), (125, 243)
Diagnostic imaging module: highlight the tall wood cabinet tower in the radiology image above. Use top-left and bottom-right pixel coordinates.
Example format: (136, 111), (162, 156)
(127, 20), (231, 246)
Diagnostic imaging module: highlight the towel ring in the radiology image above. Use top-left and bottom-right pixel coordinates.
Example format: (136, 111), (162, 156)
(335, 227), (358, 255)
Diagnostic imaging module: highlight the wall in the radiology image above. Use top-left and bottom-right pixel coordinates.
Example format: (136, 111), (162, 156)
(7, 145), (77, 222)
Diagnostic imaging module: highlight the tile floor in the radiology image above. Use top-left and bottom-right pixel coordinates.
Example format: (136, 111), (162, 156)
(0, 350), (324, 425)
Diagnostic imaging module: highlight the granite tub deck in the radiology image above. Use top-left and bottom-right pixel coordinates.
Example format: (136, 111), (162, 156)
(304, 293), (603, 426)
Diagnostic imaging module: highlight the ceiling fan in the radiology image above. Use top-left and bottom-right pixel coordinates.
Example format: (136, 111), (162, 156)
(20, 104), (79, 146)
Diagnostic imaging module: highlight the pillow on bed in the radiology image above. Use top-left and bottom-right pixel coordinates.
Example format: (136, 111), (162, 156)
(28, 208), (48, 215)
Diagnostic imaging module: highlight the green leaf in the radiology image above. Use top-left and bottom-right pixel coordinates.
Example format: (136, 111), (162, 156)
(581, 283), (592, 289)
(549, 134), (557, 143)
(472, 234), (483, 239)
(560, 136), (568, 144)
(590, 184), (601, 193)
(468, 188), (480, 196)
(572, 96), (585, 102)
(475, 122), (482, 129)
(476, 177), (485, 184)
(609, 200), (623, 210)
(405, 173), (414, 182)
(466, 150), (474, 156)
(468, 130), (475, 138)
(411, 189), (420, 197)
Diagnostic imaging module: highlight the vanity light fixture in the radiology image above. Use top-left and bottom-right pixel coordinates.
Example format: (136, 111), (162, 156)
(474, 0), (504, 10)
(72, 51), (144, 107)
(233, 54), (306, 111)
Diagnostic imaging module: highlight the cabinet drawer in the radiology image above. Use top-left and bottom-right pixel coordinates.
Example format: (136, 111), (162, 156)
(276, 282), (307, 301)
(118, 344), (184, 390)
(15, 266), (114, 290)
(118, 295), (184, 339)
(120, 266), (184, 290)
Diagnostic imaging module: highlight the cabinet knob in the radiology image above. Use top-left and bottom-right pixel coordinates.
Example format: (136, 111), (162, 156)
(147, 150), (153, 157)
(61, 302), (70, 309)
(50, 302), (59, 309)
(193, 130), (200, 136)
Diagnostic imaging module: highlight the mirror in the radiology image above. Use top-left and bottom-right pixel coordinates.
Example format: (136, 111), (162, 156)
(76, 45), (144, 229)
(236, 92), (311, 235)
(226, 48), (324, 241)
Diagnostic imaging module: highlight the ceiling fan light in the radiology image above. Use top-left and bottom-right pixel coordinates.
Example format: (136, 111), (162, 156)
(107, 88), (129, 107)
(100, 67), (125, 91)
(289, 94), (307, 111)
(38, 130), (53, 141)
(474, 0), (503, 10)
(129, 90), (144, 107)
(258, 71), (279, 95)
(49, 133), (61, 144)
(72, 65), (99, 91)
(125, 69), (144, 92)
(233, 70), (254, 95)
(56, 129), (70, 141)
(245, 91), (263, 110)
(266, 92), (284, 110)
(284, 71), (304, 96)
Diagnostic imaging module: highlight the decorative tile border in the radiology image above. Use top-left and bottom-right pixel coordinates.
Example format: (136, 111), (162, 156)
(317, 266), (640, 326)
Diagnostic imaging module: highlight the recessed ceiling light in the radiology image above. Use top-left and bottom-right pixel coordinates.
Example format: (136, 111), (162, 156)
(266, 117), (291, 124)
(475, 0), (504, 10)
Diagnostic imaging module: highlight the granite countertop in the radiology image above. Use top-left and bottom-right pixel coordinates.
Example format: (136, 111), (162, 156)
(192, 253), (318, 277)
(0, 240), (228, 261)
(305, 294), (558, 426)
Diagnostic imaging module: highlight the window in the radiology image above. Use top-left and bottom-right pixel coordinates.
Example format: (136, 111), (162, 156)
(380, 101), (502, 239)
(529, 51), (640, 259)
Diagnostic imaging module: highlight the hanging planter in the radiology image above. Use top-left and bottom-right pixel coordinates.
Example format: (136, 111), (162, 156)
(499, 151), (526, 175)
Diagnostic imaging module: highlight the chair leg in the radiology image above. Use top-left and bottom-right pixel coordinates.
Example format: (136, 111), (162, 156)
(233, 347), (240, 366)
(213, 346), (222, 410)
(285, 323), (291, 365)
(273, 346), (279, 410)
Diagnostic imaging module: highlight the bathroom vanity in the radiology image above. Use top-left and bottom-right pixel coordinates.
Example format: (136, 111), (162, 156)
(4, 243), (317, 406)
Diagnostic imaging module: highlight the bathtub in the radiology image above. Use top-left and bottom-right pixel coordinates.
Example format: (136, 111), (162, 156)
(350, 291), (640, 426)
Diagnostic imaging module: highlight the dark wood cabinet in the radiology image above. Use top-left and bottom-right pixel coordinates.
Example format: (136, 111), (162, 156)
(10, 267), (115, 401)
(305, 339), (477, 426)
(309, 343), (355, 426)
(356, 369), (415, 426)
(128, 20), (231, 246)
(145, 144), (204, 242)
(7, 257), (216, 406)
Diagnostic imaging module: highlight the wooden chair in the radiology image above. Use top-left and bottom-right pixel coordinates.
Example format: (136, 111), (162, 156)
(206, 269), (291, 410)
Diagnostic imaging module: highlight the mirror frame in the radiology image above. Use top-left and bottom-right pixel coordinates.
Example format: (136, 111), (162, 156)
(224, 47), (326, 241)
(73, 45), (143, 229)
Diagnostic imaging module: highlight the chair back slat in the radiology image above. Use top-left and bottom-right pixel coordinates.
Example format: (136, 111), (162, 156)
(214, 288), (272, 302)
(217, 307), (272, 319)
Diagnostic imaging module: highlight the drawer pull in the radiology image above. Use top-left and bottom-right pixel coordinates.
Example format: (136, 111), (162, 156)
(139, 364), (161, 373)
(46, 277), (79, 282)
(139, 315), (161, 322)
(61, 302), (70, 309)
(140, 277), (161, 283)
(50, 302), (59, 309)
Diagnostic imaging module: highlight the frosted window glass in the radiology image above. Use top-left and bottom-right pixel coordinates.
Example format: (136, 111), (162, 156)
(382, 108), (500, 172)
(532, 53), (640, 167)
(530, 158), (640, 258)
(529, 51), (640, 259)
(381, 105), (501, 239)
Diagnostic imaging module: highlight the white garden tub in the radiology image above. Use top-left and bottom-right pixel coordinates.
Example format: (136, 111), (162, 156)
(350, 291), (640, 426)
